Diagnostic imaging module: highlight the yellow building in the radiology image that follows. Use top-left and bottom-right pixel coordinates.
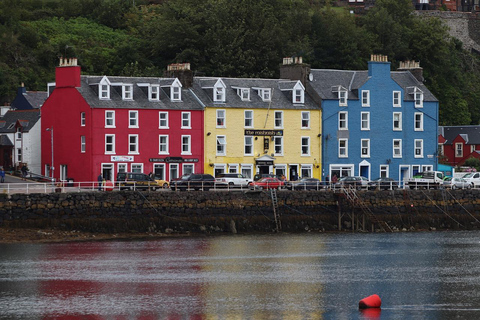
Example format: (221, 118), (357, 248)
(192, 77), (322, 181)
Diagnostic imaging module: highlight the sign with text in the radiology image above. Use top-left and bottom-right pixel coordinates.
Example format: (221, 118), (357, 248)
(244, 129), (283, 136)
(111, 156), (134, 162)
(149, 157), (199, 163)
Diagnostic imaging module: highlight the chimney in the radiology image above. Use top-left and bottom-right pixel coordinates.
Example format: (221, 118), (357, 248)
(165, 63), (193, 88)
(55, 57), (81, 88)
(398, 60), (424, 83)
(279, 56), (311, 86)
(368, 54), (391, 78)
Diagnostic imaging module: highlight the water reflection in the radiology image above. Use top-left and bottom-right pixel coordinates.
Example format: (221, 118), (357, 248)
(1, 232), (480, 319)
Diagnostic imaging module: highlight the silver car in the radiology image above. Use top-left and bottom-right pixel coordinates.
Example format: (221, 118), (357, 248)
(443, 177), (471, 190)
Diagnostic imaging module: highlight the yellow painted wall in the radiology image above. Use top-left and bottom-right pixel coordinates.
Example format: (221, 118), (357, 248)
(204, 107), (322, 180)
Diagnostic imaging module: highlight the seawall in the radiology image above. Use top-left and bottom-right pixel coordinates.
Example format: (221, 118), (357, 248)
(0, 189), (479, 234)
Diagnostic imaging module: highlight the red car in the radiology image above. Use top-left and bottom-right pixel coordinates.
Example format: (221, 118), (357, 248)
(249, 177), (285, 190)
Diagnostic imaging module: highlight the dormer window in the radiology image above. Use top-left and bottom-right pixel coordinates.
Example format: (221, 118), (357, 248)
(262, 89), (271, 101)
(214, 79), (226, 102)
(150, 85), (160, 101)
(99, 76), (110, 100)
(237, 88), (250, 101)
(415, 91), (423, 108)
(339, 90), (347, 106)
(293, 82), (305, 104)
(123, 85), (133, 100)
(170, 79), (182, 101)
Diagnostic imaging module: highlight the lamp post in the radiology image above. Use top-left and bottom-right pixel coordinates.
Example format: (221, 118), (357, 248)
(45, 127), (54, 181)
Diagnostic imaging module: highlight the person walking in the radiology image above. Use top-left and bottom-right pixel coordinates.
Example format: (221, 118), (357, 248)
(97, 173), (103, 191)
(0, 167), (5, 183)
(21, 165), (28, 181)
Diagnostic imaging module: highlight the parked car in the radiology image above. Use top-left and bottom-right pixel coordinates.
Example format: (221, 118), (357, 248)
(215, 173), (252, 188)
(443, 177), (471, 190)
(368, 177), (399, 190)
(170, 173), (215, 191)
(153, 175), (170, 188)
(286, 178), (327, 190)
(460, 172), (480, 188)
(116, 172), (162, 191)
(253, 173), (277, 181)
(335, 176), (369, 190)
(249, 177), (285, 190)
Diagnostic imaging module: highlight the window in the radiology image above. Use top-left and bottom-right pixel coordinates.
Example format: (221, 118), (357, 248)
(216, 136), (226, 156)
(294, 89), (304, 103)
(339, 90), (347, 106)
(214, 85), (225, 102)
(274, 111), (283, 128)
(123, 85), (133, 100)
(159, 112), (168, 128)
(181, 135), (191, 155)
(228, 164), (239, 173)
(261, 89), (271, 101)
(17, 148), (22, 162)
(159, 135), (169, 154)
(105, 111), (115, 128)
(238, 88), (249, 101)
(414, 112), (423, 131)
(300, 165), (313, 178)
(16, 128), (21, 139)
(415, 139), (423, 158)
(100, 84), (109, 99)
(81, 136), (85, 153)
(301, 137), (310, 156)
(150, 85), (160, 101)
(244, 136), (253, 156)
(153, 163), (165, 180)
(105, 134), (115, 154)
(244, 110), (253, 128)
(393, 91), (401, 107)
(129, 111), (138, 128)
(131, 163), (143, 173)
(393, 139), (402, 158)
(216, 110), (226, 128)
(171, 86), (181, 101)
(81, 112), (86, 126)
(339, 139), (348, 158)
(117, 163), (127, 174)
(128, 134), (139, 154)
(361, 90), (370, 107)
(301, 111), (310, 129)
(415, 91), (423, 108)
(380, 165), (388, 178)
(472, 145), (476, 153)
(170, 164), (179, 180)
(241, 164), (253, 179)
(393, 112), (402, 131)
(361, 112), (370, 130)
(455, 143), (463, 157)
(339, 111), (348, 130)
(274, 136), (283, 155)
(183, 163), (194, 175)
(361, 139), (370, 157)
(181, 112), (191, 129)
(412, 165), (420, 176)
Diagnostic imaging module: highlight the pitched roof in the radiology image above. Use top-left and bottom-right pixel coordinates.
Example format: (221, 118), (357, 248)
(24, 91), (48, 108)
(439, 125), (480, 145)
(0, 110), (41, 133)
(0, 135), (13, 146)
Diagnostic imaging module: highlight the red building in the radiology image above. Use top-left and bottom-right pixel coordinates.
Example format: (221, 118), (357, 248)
(438, 125), (480, 167)
(41, 59), (204, 183)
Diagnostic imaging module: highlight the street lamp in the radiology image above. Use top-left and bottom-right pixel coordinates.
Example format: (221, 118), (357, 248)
(45, 127), (54, 181)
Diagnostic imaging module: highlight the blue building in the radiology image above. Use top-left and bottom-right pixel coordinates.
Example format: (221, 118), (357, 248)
(306, 55), (439, 182)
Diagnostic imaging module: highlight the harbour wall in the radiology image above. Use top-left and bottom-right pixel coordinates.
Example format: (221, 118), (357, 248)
(0, 189), (479, 234)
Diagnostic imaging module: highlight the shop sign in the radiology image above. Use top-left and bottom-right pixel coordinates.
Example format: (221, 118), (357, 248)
(111, 156), (134, 162)
(149, 157), (199, 163)
(244, 129), (283, 136)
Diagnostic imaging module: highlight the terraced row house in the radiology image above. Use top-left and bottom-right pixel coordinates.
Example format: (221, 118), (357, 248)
(41, 56), (438, 184)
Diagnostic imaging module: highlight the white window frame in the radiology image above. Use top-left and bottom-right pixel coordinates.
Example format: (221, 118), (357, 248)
(170, 163), (179, 180)
(181, 112), (191, 129)
(244, 136), (253, 156)
(81, 135), (86, 153)
(393, 91), (401, 107)
(380, 165), (389, 178)
(361, 139), (370, 158)
(415, 90), (423, 108)
(294, 88), (304, 104)
(171, 85), (181, 101)
(414, 112), (423, 131)
(361, 90), (370, 107)
(228, 164), (239, 173)
(128, 134), (139, 155)
(261, 89), (271, 102)
(339, 139), (348, 158)
(183, 163), (195, 175)
(81, 112), (86, 126)
(472, 145), (476, 153)
(105, 134), (115, 154)
(181, 135), (191, 155)
(274, 136), (283, 156)
(241, 164), (254, 179)
(216, 109), (226, 128)
(99, 78), (110, 100)
(339, 90), (348, 106)
(214, 84), (225, 102)
(149, 85), (160, 101)
(159, 135), (169, 154)
(131, 163), (143, 173)
(129, 110), (138, 128)
(159, 112), (169, 129)
(393, 112), (402, 131)
(216, 135), (226, 156)
(414, 139), (424, 158)
(244, 110), (254, 128)
(455, 143), (463, 157)
(238, 88), (250, 101)
(153, 163), (165, 180)
(123, 84), (133, 100)
(393, 139), (402, 158)
(339, 111), (348, 130)
(274, 111), (283, 129)
(361, 112), (370, 130)
(117, 163), (127, 175)
(105, 110), (115, 128)
(301, 137), (310, 156)
(301, 111), (310, 129)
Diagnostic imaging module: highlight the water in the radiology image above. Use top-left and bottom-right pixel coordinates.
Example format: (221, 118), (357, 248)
(1, 231), (480, 319)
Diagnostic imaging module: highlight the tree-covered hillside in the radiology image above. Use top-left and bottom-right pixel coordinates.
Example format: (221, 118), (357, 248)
(0, 0), (479, 125)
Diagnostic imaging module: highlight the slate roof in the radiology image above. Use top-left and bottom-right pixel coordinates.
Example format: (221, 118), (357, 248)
(0, 109), (41, 133)
(77, 76), (204, 110)
(438, 125), (480, 145)
(0, 135), (13, 147)
(191, 77), (319, 110)
(308, 69), (438, 102)
(24, 91), (48, 108)
(11, 87), (48, 110)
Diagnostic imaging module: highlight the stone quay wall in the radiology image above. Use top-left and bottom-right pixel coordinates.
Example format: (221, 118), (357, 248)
(0, 189), (479, 234)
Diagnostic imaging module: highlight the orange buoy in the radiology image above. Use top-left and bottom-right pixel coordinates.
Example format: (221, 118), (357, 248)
(104, 180), (114, 191)
(359, 294), (381, 309)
